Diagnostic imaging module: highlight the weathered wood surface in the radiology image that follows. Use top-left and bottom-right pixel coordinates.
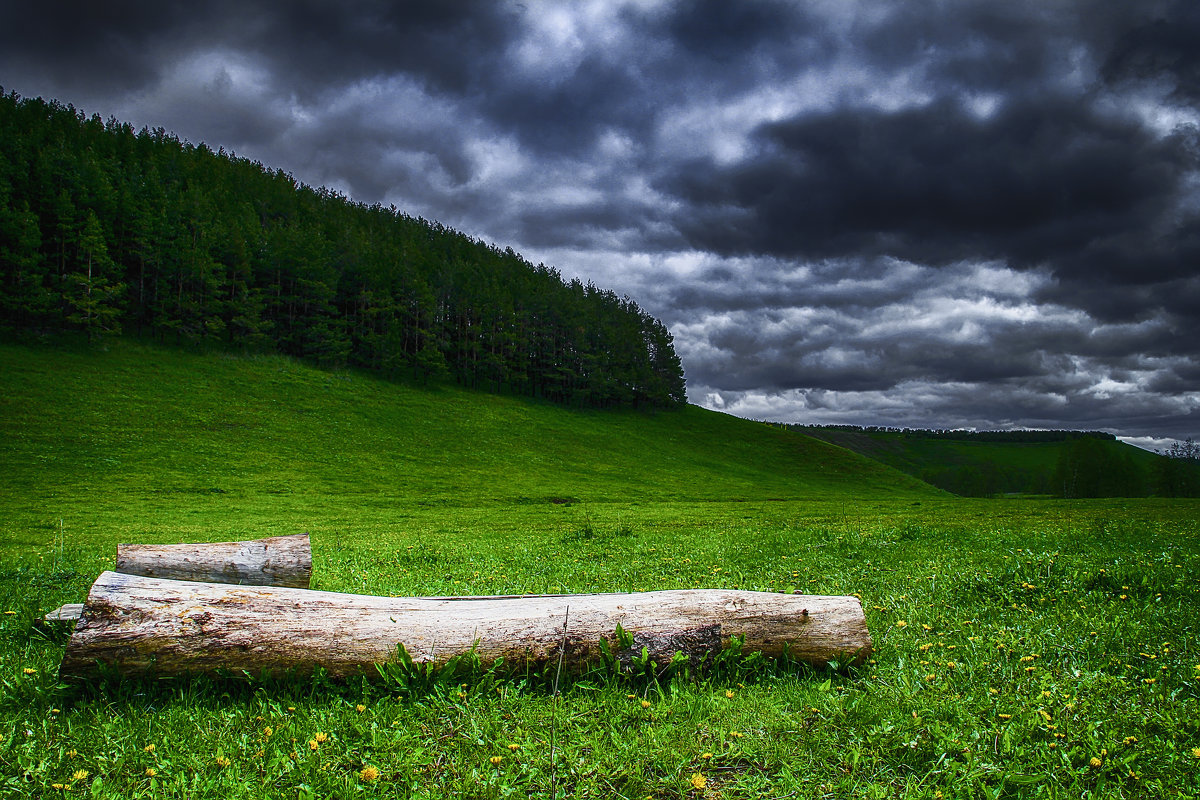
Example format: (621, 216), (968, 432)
(59, 572), (871, 681)
(115, 533), (311, 587)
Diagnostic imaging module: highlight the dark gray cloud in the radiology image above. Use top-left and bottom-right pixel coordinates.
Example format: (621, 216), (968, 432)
(1, 0), (1197, 443)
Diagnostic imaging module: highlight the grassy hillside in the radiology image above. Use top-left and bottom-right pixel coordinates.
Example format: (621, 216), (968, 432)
(0, 339), (935, 511)
(800, 427), (1162, 497)
(2, 340), (1197, 799)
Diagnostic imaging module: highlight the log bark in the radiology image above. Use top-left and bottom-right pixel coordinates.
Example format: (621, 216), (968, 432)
(58, 571), (871, 681)
(115, 533), (311, 588)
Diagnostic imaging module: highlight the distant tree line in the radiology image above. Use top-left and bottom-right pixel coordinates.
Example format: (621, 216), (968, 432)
(790, 424), (1116, 443)
(1155, 438), (1200, 498)
(1051, 437), (1147, 498)
(789, 424), (1198, 498)
(0, 91), (686, 410)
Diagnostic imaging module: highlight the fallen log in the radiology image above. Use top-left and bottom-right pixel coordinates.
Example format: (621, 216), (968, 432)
(58, 572), (871, 681)
(115, 533), (311, 588)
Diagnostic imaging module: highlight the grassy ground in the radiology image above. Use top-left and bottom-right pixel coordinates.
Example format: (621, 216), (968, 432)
(1, 340), (1198, 798)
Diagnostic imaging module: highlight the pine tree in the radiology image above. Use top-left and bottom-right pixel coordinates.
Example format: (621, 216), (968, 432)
(63, 210), (126, 342)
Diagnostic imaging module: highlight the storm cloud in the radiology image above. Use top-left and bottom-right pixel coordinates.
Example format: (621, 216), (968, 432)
(2, 0), (1197, 446)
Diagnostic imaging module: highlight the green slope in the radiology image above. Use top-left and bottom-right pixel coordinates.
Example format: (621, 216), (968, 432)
(0, 340), (937, 518)
(800, 427), (1162, 496)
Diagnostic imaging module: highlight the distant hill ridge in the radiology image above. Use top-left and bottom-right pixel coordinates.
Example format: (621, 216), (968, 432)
(788, 425), (1117, 443)
(790, 424), (1194, 498)
(0, 90), (685, 410)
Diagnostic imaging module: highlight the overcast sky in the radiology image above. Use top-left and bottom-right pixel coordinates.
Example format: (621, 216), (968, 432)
(3, 1), (1198, 448)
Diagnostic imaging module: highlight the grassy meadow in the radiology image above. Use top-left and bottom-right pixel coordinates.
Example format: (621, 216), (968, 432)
(1, 340), (1198, 798)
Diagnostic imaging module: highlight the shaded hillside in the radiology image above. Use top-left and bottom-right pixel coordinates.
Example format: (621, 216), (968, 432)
(0, 91), (684, 409)
(793, 426), (1171, 497)
(0, 341), (939, 511)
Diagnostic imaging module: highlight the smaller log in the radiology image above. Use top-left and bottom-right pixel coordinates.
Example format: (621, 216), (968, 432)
(115, 533), (311, 588)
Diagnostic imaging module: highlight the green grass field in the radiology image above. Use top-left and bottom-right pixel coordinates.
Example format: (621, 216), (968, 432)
(1, 340), (1197, 798)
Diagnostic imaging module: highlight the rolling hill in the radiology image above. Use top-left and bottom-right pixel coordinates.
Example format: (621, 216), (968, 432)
(0, 340), (939, 524)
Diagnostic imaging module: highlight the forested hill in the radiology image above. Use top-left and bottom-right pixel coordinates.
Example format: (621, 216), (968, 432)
(0, 91), (686, 409)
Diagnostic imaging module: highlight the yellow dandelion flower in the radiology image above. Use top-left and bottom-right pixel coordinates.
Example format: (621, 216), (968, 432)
(22, 668), (36, 675)
(1089, 756), (1102, 768)
(641, 699), (652, 708)
(263, 726), (273, 738)
(314, 732), (328, 743)
(216, 756), (231, 767)
(489, 755), (504, 765)
(359, 765), (380, 782)
(71, 770), (88, 783)
(143, 743), (155, 753)
(728, 731), (743, 738)
(690, 772), (707, 790)
(1123, 736), (1137, 745)
(66, 750), (77, 758)
(308, 739), (319, 751)
(700, 752), (712, 759)
(507, 743), (520, 751)
(895, 620), (907, 628)
(626, 694), (637, 700)
(725, 690), (734, 699)
(355, 704), (366, 713)
(1192, 747), (1200, 758)
(52, 784), (65, 790)
(998, 713), (1012, 721)
(145, 768), (157, 777)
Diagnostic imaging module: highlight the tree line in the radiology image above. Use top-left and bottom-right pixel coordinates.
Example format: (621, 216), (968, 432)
(789, 424), (1198, 497)
(790, 424), (1117, 444)
(0, 91), (686, 410)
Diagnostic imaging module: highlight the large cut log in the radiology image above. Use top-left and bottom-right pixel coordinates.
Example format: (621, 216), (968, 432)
(115, 533), (311, 588)
(58, 571), (871, 681)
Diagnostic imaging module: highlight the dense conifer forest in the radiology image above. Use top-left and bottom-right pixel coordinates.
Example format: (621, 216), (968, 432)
(0, 91), (686, 409)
